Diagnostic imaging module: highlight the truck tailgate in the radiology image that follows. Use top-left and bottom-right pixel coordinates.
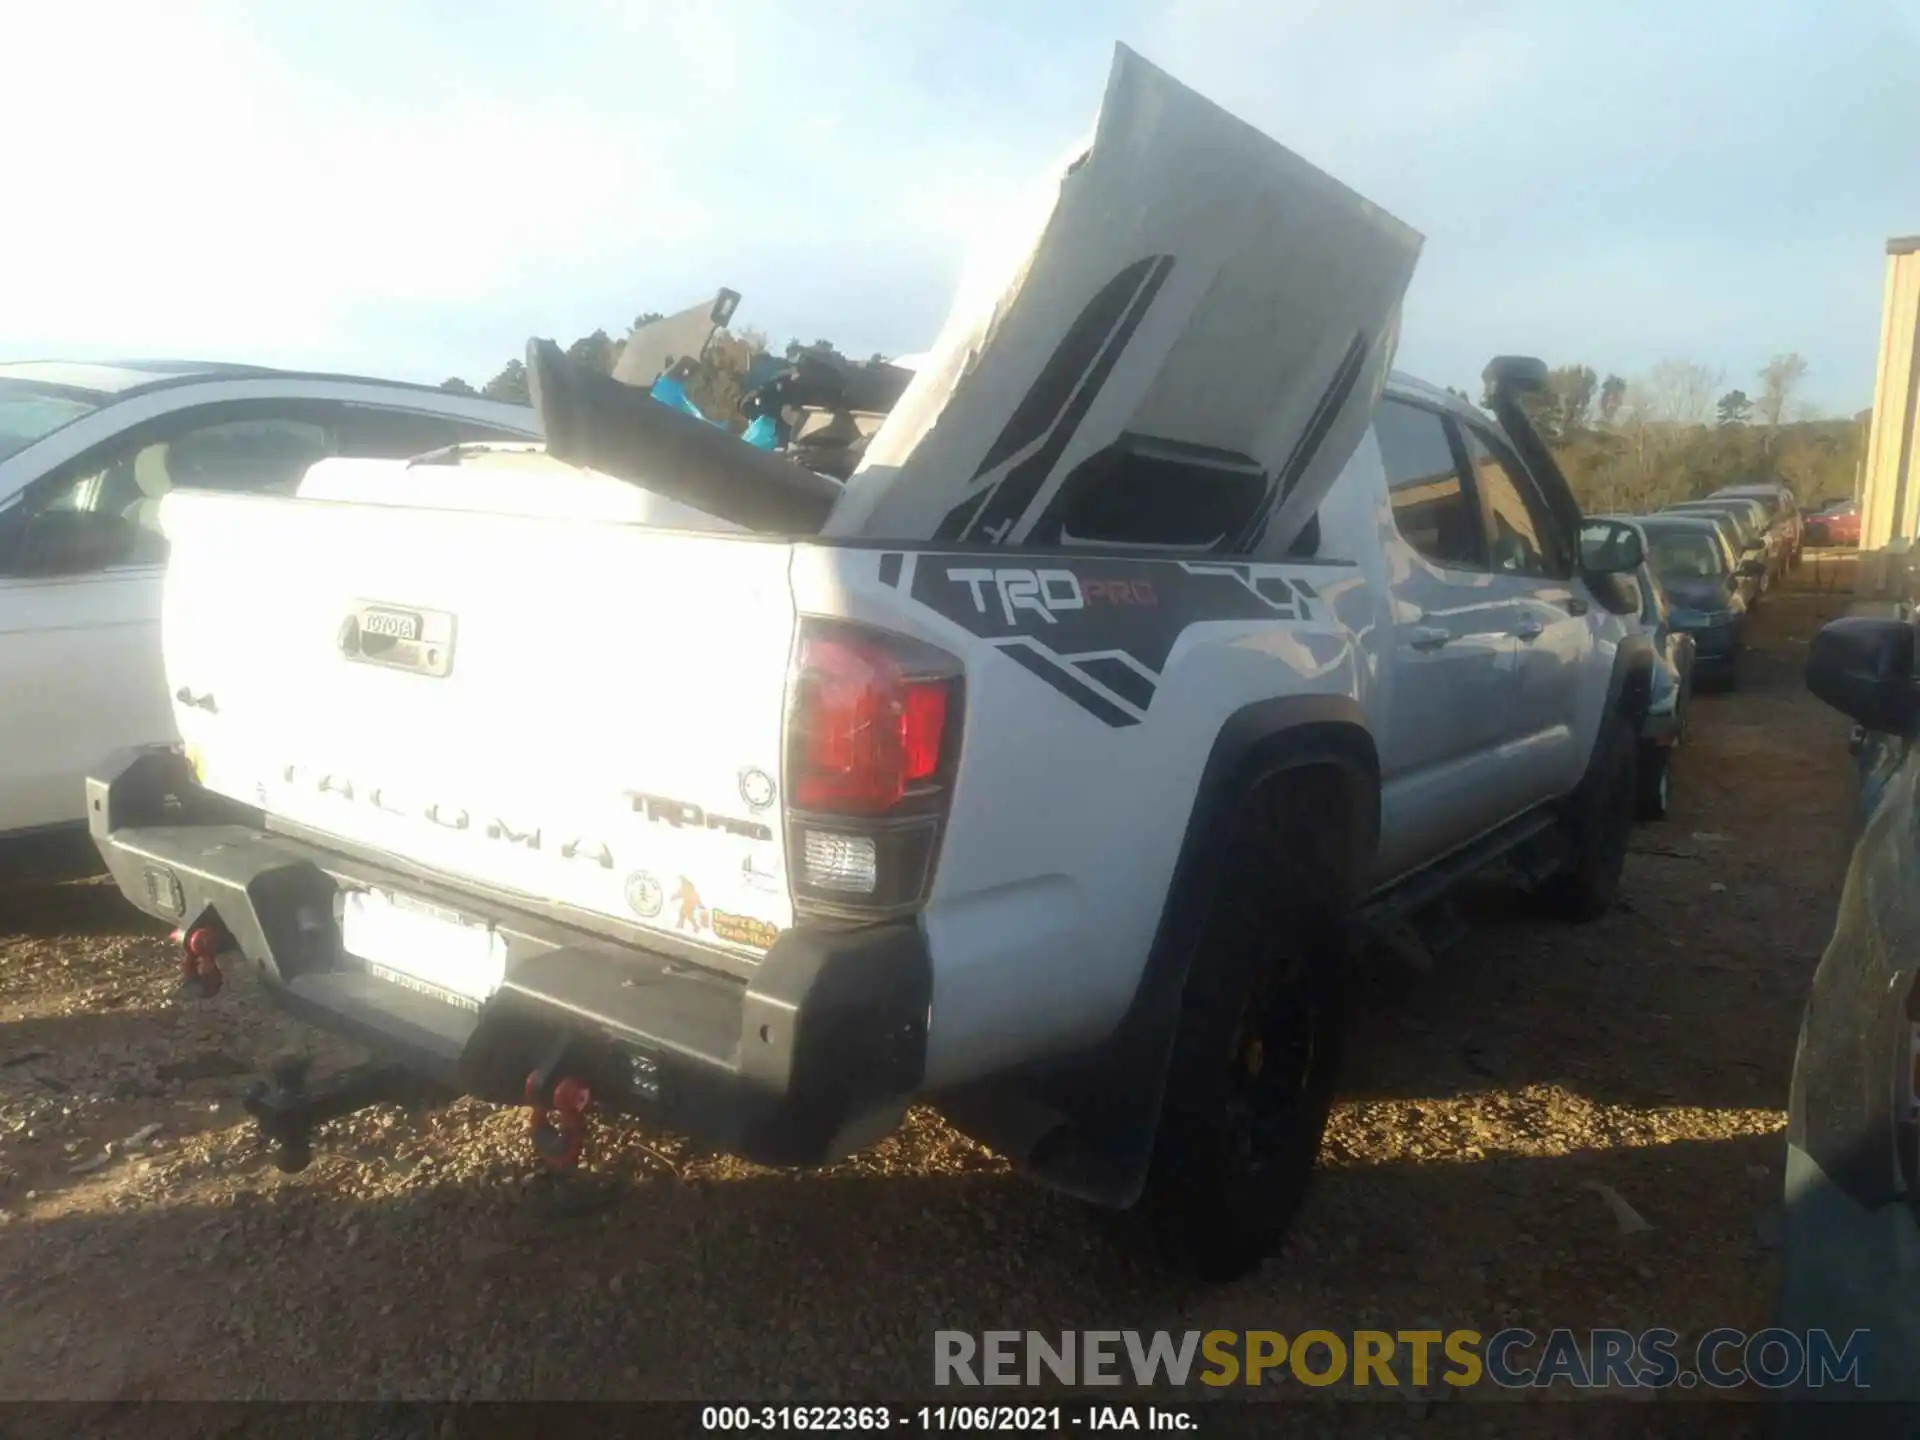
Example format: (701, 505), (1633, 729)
(159, 489), (798, 964)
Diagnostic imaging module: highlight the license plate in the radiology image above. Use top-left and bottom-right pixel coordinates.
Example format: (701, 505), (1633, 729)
(341, 888), (507, 1011)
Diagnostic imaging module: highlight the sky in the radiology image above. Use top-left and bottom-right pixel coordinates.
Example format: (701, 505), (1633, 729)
(5, 0), (1916, 415)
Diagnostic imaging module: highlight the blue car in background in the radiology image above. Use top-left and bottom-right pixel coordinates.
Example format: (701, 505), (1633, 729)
(1625, 512), (1766, 689)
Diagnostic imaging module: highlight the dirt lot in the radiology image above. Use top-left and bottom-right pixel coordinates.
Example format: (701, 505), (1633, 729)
(0, 565), (1866, 1432)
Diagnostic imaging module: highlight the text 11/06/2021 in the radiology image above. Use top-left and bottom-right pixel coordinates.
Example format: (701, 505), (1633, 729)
(701, 1404), (1199, 1431)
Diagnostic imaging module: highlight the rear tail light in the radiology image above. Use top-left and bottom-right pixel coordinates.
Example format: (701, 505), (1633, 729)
(785, 621), (962, 916)
(789, 631), (952, 814)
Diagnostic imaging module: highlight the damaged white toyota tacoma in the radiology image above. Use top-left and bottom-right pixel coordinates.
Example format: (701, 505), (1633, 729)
(90, 46), (1652, 1279)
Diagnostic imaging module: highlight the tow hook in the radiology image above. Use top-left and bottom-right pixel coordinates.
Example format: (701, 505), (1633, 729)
(170, 924), (228, 999)
(526, 1068), (594, 1172)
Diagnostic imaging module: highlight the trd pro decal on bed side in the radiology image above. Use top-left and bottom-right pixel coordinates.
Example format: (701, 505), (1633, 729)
(884, 552), (1323, 728)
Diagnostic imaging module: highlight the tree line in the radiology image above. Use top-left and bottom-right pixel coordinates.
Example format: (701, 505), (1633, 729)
(1509, 352), (1862, 514)
(442, 321), (1863, 513)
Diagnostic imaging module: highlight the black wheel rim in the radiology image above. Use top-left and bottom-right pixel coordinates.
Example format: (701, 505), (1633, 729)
(1224, 965), (1320, 1171)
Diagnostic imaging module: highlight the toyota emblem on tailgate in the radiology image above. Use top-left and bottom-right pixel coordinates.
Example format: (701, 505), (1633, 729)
(339, 601), (457, 679)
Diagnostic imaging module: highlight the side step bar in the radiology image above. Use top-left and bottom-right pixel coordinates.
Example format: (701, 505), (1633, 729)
(1357, 808), (1561, 939)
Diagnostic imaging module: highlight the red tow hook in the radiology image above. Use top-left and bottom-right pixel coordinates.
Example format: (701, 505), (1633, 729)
(526, 1072), (593, 1171)
(171, 925), (226, 999)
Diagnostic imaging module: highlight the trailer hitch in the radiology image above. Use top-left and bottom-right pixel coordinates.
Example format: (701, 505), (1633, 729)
(242, 1055), (416, 1174)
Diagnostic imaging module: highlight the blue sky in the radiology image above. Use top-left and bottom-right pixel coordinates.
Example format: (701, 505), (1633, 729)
(7, 0), (1916, 414)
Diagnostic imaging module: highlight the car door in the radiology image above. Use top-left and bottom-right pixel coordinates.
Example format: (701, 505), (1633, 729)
(1369, 397), (1520, 885)
(1454, 418), (1594, 812)
(0, 406), (331, 833)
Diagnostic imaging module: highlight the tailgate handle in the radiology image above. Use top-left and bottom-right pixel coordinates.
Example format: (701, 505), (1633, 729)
(338, 604), (456, 679)
(1410, 627), (1451, 651)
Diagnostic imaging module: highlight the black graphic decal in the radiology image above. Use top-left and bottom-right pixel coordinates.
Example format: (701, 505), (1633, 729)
(935, 255), (1175, 544)
(877, 551), (903, 588)
(998, 643), (1140, 729)
(1073, 655), (1157, 711)
(1242, 330), (1371, 553)
(908, 555), (1325, 726)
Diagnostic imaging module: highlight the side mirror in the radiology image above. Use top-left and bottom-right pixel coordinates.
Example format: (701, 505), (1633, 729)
(1578, 518), (1646, 575)
(1807, 617), (1920, 736)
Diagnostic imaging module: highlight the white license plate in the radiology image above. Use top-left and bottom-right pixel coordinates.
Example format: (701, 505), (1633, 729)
(341, 888), (507, 1010)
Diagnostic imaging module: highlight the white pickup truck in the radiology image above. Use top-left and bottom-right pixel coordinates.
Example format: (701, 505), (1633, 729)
(89, 46), (1652, 1279)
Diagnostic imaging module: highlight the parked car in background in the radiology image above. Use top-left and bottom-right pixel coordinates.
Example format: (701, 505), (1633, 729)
(1803, 497), (1861, 548)
(1630, 512), (1762, 688)
(1664, 497), (1781, 588)
(1659, 508), (1762, 609)
(1712, 481), (1802, 565)
(0, 361), (541, 839)
(1628, 545), (1694, 820)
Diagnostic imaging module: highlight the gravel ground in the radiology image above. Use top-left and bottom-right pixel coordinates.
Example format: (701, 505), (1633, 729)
(0, 565), (1863, 1435)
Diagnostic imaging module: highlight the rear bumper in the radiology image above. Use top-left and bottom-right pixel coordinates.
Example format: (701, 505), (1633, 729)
(1678, 624), (1741, 678)
(88, 746), (931, 1167)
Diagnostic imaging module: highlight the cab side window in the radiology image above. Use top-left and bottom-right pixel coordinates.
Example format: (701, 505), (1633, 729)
(1457, 424), (1569, 578)
(0, 415), (329, 577)
(1377, 399), (1480, 569)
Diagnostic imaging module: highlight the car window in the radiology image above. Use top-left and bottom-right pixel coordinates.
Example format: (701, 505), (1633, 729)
(1457, 424), (1564, 578)
(0, 414), (329, 577)
(335, 405), (530, 459)
(1643, 528), (1726, 579)
(335, 407), (464, 460)
(0, 382), (102, 464)
(1682, 506), (1748, 542)
(1375, 400), (1481, 569)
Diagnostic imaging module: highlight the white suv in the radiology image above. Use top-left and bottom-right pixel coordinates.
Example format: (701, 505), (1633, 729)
(0, 361), (539, 838)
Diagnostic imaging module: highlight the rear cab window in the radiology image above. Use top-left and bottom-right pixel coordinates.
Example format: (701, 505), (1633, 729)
(1375, 399), (1482, 569)
(1455, 422), (1573, 579)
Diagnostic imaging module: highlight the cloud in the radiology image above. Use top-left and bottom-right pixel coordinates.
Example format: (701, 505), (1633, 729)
(4, 0), (1911, 411)
(0, 0), (707, 369)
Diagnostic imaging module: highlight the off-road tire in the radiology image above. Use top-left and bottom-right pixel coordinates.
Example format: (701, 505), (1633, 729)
(1141, 782), (1349, 1282)
(1539, 715), (1637, 922)
(1635, 743), (1673, 822)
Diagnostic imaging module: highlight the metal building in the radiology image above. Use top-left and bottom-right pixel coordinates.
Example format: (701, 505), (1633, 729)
(1860, 236), (1920, 551)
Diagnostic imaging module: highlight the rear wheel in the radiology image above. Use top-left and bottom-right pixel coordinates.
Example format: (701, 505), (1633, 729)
(1142, 781), (1349, 1282)
(1539, 716), (1637, 922)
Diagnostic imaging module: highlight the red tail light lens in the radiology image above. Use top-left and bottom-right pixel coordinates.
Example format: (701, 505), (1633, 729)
(791, 631), (953, 815)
